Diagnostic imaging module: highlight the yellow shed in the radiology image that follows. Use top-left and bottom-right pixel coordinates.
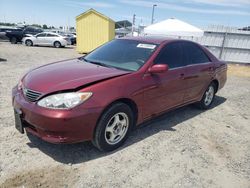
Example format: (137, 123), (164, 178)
(76, 9), (115, 53)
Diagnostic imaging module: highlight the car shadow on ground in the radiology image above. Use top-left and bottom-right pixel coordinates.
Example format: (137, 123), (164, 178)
(6, 42), (76, 49)
(27, 45), (76, 49)
(26, 96), (226, 164)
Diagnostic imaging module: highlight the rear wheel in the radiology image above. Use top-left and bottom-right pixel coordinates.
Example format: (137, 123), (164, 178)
(92, 103), (134, 151)
(10, 37), (17, 44)
(197, 83), (216, 109)
(54, 41), (61, 48)
(25, 40), (33, 46)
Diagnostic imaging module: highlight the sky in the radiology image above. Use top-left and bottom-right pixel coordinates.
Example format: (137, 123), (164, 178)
(0, 0), (249, 28)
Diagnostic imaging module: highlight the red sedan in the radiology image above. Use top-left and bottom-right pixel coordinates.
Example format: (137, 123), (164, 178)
(12, 37), (227, 151)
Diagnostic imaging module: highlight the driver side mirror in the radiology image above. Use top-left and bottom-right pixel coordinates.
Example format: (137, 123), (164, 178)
(148, 64), (168, 74)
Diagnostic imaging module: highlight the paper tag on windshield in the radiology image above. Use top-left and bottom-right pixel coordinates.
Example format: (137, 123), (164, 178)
(137, 43), (156, 49)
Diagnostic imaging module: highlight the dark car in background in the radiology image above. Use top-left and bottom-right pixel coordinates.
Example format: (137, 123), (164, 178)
(6, 26), (43, 44)
(62, 33), (76, 45)
(12, 37), (227, 151)
(0, 27), (19, 41)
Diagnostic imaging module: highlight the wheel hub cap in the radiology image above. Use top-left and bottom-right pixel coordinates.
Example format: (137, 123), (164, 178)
(204, 86), (214, 106)
(105, 112), (129, 145)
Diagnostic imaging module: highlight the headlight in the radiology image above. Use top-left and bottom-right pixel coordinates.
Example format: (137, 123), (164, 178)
(37, 92), (92, 109)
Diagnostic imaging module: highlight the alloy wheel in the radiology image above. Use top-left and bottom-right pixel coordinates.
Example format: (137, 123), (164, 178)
(204, 85), (214, 106)
(104, 112), (129, 145)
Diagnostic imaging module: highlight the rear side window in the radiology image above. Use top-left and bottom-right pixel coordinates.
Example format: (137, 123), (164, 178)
(36, 33), (46, 37)
(182, 42), (210, 65)
(47, 33), (58, 37)
(154, 42), (184, 69)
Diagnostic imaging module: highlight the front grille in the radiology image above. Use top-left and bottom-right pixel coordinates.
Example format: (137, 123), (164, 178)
(23, 88), (42, 102)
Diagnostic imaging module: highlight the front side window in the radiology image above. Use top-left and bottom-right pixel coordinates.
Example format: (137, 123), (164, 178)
(47, 33), (58, 37)
(83, 39), (158, 71)
(154, 42), (184, 69)
(36, 33), (46, 37)
(182, 42), (210, 65)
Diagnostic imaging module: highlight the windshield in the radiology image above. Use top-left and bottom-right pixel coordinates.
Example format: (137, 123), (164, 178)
(83, 39), (158, 71)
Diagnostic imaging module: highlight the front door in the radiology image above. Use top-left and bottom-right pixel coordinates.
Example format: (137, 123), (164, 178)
(35, 33), (47, 45)
(143, 42), (187, 119)
(46, 33), (58, 46)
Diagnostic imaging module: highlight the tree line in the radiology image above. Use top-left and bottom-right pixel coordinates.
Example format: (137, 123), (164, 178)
(0, 22), (75, 30)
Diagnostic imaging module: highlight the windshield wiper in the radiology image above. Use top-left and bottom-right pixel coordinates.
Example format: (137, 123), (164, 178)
(79, 57), (89, 62)
(80, 57), (132, 71)
(90, 61), (112, 68)
(81, 57), (114, 68)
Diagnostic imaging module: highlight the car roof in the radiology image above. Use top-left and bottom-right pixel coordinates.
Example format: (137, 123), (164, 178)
(38, 32), (59, 35)
(120, 36), (179, 44)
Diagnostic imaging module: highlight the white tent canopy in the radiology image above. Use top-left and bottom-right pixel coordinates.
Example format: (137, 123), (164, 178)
(144, 18), (204, 37)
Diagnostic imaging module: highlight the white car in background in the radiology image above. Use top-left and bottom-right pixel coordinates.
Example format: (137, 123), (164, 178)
(22, 32), (71, 48)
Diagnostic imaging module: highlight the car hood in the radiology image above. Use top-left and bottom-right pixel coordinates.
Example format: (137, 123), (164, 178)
(22, 36), (35, 40)
(23, 58), (130, 93)
(24, 34), (34, 37)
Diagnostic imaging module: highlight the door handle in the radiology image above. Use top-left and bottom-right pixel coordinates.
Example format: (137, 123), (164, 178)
(180, 73), (185, 79)
(184, 75), (199, 80)
(209, 67), (214, 71)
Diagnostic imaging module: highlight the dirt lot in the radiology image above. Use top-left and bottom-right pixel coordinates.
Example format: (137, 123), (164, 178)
(0, 41), (249, 188)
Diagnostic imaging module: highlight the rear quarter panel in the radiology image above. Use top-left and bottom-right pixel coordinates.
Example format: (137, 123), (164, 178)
(202, 46), (227, 91)
(214, 60), (227, 90)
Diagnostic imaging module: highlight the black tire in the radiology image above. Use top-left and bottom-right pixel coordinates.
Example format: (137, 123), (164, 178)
(10, 37), (17, 44)
(25, 39), (33, 46)
(196, 82), (216, 109)
(92, 103), (134, 151)
(54, 41), (61, 48)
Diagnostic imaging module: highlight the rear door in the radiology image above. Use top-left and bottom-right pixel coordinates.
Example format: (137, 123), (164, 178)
(143, 42), (188, 119)
(181, 42), (214, 102)
(46, 33), (58, 45)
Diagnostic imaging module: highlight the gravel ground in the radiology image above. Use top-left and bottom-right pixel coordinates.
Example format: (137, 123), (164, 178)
(0, 41), (249, 188)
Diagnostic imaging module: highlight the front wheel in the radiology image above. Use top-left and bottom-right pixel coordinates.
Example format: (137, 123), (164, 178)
(92, 103), (134, 151)
(10, 37), (17, 44)
(25, 40), (33, 46)
(197, 83), (216, 109)
(54, 41), (61, 48)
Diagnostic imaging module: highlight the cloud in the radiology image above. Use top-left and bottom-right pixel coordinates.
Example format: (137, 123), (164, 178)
(189, 0), (250, 7)
(120, 0), (250, 16)
(63, 0), (115, 8)
(79, 2), (115, 8)
(121, 15), (151, 21)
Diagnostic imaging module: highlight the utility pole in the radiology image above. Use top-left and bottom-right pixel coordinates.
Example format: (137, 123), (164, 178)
(151, 4), (157, 24)
(220, 30), (228, 59)
(132, 14), (136, 36)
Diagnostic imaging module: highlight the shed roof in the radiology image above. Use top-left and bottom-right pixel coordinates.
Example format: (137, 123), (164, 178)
(76, 8), (115, 23)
